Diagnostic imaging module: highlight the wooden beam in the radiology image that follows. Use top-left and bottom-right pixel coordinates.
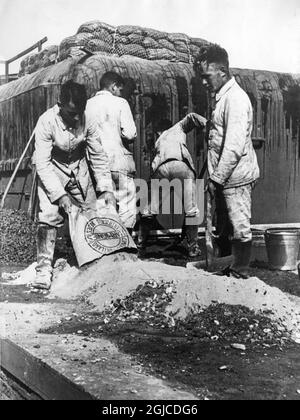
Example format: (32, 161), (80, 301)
(132, 223), (300, 238)
(0, 338), (95, 400)
(5, 62), (9, 84)
(0, 131), (35, 210)
(7, 37), (48, 64)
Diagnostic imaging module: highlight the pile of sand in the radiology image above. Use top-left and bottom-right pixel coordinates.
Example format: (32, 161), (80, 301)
(49, 255), (300, 338)
(5, 253), (300, 340)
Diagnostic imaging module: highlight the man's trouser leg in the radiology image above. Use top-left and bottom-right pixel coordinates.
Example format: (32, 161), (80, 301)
(142, 161), (202, 258)
(231, 240), (252, 278)
(215, 189), (232, 257)
(138, 216), (155, 254)
(35, 224), (58, 289)
(161, 161), (201, 258)
(111, 172), (136, 232)
(34, 180), (65, 289)
(221, 184), (253, 278)
(138, 177), (158, 252)
(34, 176), (97, 289)
(182, 175), (202, 258)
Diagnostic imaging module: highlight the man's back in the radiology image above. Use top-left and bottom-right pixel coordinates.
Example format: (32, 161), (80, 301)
(152, 122), (187, 171)
(86, 91), (137, 174)
(152, 113), (206, 174)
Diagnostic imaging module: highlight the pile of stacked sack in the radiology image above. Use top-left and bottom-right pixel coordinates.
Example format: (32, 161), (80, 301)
(19, 45), (59, 76)
(19, 21), (210, 76)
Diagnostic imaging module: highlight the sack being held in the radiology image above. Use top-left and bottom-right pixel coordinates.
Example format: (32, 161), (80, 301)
(69, 200), (137, 267)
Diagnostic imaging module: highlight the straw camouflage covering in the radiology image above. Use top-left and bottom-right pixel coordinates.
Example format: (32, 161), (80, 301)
(19, 21), (210, 75)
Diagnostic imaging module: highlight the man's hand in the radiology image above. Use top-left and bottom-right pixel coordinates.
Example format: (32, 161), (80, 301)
(207, 179), (220, 199)
(198, 115), (208, 128)
(191, 113), (208, 129)
(98, 191), (117, 209)
(58, 195), (72, 214)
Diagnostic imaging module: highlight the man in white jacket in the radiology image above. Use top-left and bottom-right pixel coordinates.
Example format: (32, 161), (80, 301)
(139, 113), (207, 258)
(33, 80), (115, 290)
(196, 44), (260, 278)
(86, 72), (137, 234)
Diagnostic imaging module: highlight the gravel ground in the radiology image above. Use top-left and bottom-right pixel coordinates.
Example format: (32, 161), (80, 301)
(2, 220), (300, 400)
(0, 210), (37, 265)
(2, 263), (300, 400)
(0, 210), (75, 265)
(41, 297), (300, 400)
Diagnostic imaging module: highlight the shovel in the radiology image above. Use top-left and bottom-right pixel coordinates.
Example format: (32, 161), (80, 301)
(205, 190), (214, 269)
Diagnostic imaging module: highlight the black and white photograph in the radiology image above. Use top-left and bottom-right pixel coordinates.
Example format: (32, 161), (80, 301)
(0, 0), (300, 402)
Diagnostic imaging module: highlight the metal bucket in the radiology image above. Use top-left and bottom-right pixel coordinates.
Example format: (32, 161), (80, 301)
(251, 233), (268, 263)
(264, 229), (300, 271)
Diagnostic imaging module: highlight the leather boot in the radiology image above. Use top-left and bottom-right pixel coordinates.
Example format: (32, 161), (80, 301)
(137, 217), (154, 256)
(32, 224), (57, 290)
(214, 235), (232, 258)
(230, 240), (252, 279)
(185, 224), (202, 258)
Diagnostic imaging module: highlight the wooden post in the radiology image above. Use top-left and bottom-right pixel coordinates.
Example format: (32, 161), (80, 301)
(27, 166), (38, 220)
(0, 131), (35, 210)
(205, 191), (214, 268)
(5, 61), (9, 84)
(7, 37), (48, 65)
(0, 37), (48, 85)
(204, 92), (215, 269)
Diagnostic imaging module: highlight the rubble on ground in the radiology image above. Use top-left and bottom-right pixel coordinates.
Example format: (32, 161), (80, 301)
(2, 254), (300, 400)
(72, 279), (294, 350)
(60, 262), (300, 335)
(6, 255), (300, 341)
(0, 210), (74, 265)
(0, 209), (37, 264)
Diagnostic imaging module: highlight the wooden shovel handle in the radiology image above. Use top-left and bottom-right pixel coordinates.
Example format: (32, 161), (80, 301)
(206, 191), (214, 268)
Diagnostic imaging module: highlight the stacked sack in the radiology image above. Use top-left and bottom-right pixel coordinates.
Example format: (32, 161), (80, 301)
(19, 21), (210, 75)
(19, 45), (59, 76)
(66, 21), (210, 63)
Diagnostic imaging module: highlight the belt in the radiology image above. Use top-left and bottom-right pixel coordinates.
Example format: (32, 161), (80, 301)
(52, 144), (85, 164)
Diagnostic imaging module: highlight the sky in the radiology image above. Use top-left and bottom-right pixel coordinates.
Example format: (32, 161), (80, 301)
(0, 0), (299, 75)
